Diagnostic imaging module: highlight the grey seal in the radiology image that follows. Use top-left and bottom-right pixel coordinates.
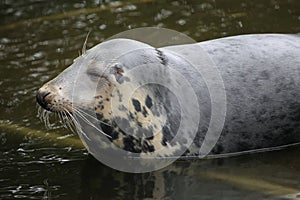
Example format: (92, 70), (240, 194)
(36, 34), (300, 158)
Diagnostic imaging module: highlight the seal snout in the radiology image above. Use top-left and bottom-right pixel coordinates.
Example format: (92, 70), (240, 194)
(36, 84), (59, 112)
(36, 91), (51, 111)
(36, 84), (73, 113)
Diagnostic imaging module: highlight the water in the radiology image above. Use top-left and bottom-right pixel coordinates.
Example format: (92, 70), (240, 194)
(0, 0), (299, 199)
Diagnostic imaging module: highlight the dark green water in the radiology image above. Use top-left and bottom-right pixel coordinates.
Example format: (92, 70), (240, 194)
(0, 0), (299, 199)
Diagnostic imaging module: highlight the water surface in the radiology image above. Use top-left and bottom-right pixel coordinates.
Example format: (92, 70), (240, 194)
(0, 0), (299, 199)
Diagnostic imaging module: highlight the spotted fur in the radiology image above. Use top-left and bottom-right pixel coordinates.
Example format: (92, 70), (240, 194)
(37, 34), (300, 158)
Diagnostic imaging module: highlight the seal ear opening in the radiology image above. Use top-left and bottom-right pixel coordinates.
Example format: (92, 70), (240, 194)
(114, 66), (124, 75)
(108, 63), (123, 74)
(110, 63), (127, 84)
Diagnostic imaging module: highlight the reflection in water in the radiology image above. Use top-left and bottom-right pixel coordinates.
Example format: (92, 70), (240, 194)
(80, 146), (300, 200)
(0, 0), (299, 199)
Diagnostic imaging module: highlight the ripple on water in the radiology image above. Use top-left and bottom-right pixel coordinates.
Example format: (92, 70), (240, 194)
(0, 146), (85, 199)
(0, 0), (299, 199)
(0, 182), (61, 199)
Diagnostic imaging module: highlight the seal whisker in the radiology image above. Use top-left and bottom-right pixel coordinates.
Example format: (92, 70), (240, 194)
(62, 109), (84, 135)
(73, 106), (112, 127)
(66, 111), (93, 141)
(63, 111), (72, 127)
(82, 29), (91, 55)
(37, 106), (45, 124)
(56, 111), (61, 121)
(59, 111), (70, 128)
(37, 106), (42, 118)
(62, 110), (78, 134)
(39, 109), (51, 129)
(71, 107), (112, 138)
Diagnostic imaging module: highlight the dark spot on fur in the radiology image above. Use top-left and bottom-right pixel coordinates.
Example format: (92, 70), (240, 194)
(97, 100), (104, 110)
(117, 90), (122, 102)
(123, 136), (142, 153)
(182, 149), (190, 156)
(98, 104), (104, 110)
(111, 131), (119, 140)
(155, 49), (168, 65)
(142, 142), (155, 152)
(145, 95), (153, 109)
(95, 95), (102, 99)
(132, 98), (141, 112)
(137, 121), (142, 127)
(100, 123), (118, 140)
(103, 119), (110, 123)
(147, 135), (154, 140)
(129, 111), (134, 119)
(96, 113), (103, 119)
(142, 106), (148, 117)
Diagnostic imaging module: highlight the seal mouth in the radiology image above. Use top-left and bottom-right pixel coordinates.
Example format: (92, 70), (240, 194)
(36, 91), (51, 111)
(36, 91), (74, 114)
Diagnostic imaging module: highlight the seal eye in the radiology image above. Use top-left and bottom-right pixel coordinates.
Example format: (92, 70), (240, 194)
(88, 72), (101, 81)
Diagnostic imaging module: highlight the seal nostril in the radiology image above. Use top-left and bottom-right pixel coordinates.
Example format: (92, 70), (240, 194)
(36, 91), (51, 111)
(44, 92), (50, 98)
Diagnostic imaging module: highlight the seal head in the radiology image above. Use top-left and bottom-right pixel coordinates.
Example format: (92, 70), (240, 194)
(36, 38), (188, 156)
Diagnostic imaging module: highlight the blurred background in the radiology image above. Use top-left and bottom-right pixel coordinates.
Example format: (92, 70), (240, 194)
(0, 0), (299, 199)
